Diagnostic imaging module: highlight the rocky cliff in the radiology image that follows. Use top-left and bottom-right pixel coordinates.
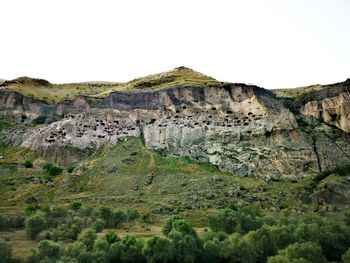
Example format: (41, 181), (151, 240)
(1, 69), (349, 179)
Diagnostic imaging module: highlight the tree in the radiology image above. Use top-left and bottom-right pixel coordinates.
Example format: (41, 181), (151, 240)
(25, 213), (46, 239)
(67, 165), (75, 173)
(0, 213), (9, 230)
(105, 231), (120, 244)
(127, 209), (140, 221)
(37, 239), (61, 259)
(94, 237), (109, 253)
(168, 231), (201, 263)
(342, 248), (350, 263)
(163, 217), (202, 263)
(32, 115), (47, 125)
(318, 222), (350, 262)
(113, 210), (127, 227)
(49, 166), (63, 176)
(24, 160), (33, 168)
(70, 201), (82, 212)
(79, 228), (97, 251)
(208, 207), (262, 235)
(143, 236), (174, 263)
(345, 213), (350, 226)
(0, 238), (12, 263)
(71, 216), (84, 240)
(98, 206), (114, 227)
(267, 242), (327, 263)
(42, 163), (54, 172)
(93, 218), (105, 233)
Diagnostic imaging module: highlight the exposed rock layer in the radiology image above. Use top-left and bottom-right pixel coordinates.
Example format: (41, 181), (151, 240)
(1, 81), (350, 179)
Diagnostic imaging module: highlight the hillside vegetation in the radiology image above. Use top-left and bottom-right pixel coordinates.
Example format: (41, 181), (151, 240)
(0, 67), (222, 103)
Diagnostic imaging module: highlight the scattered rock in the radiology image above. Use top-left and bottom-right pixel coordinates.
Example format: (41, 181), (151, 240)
(106, 165), (118, 173)
(153, 206), (173, 215)
(144, 174), (154, 186)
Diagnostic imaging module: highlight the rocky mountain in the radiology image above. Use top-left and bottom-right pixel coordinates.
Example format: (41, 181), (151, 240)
(0, 68), (349, 179)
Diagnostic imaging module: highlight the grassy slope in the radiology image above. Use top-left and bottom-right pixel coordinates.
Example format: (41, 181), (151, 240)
(2, 137), (348, 226)
(0, 67), (222, 103)
(272, 79), (350, 100)
(1, 137), (349, 259)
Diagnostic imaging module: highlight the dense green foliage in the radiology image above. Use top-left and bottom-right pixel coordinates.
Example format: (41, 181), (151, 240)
(2, 206), (347, 262)
(42, 163), (63, 176)
(23, 160), (33, 168)
(31, 115), (47, 125)
(25, 213), (46, 239)
(0, 238), (12, 263)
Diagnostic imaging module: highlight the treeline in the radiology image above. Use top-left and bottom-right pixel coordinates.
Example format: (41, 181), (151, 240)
(1, 205), (350, 262)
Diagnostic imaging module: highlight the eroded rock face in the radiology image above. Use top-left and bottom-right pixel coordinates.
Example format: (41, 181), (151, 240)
(301, 92), (350, 132)
(1, 83), (350, 179)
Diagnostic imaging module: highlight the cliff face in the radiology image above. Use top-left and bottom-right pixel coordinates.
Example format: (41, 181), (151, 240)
(1, 77), (350, 179)
(301, 92), (350, 132)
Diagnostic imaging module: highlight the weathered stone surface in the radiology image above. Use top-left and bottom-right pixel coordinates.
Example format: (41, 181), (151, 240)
(301, 92), (350, 132)
(1, 82), (350, 179)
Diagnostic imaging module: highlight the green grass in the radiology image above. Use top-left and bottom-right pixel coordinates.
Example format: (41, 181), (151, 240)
(1, 67), (223, 103)
(1, 137), (349, 227)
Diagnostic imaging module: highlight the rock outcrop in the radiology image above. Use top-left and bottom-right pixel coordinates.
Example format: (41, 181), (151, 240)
(1, 73), (350, 179)
(301, 92), (350, 132)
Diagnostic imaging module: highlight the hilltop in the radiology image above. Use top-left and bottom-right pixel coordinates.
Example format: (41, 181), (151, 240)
(0, 67), (222, 103)
(1, 68), (350, 261)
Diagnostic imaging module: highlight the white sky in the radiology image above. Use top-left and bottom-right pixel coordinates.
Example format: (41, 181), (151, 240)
(0, 0), (349, 89)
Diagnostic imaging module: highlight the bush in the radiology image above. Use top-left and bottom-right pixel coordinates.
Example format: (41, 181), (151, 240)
(78, 228), (97, 251)
(42, 163), (63, 176)
(32, 115), (47, 125)
(127, 209), (140, 221)
(342, 248), (350, 263)
(93, 219), (105, 233)
(143, 236), (174, 263)
(0, 238), (12, 263)
(267, 242), (327, 263)
(37, 239), (61, 259)
(24, 160), (33, 168)
(70, 201), (82, 212)
(209, 207), (262, 234)
(113, 210), (127, 227)
(25, 213), (46, 239)
(67, 165), (75, 173)
(42, 163), (54, 172)
(49, 166), (63, 176)
(0, 213), (8, 230)
(71, 217), (84, 240)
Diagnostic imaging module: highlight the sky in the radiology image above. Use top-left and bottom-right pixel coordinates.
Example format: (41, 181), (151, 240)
(0, 0), (349, 89)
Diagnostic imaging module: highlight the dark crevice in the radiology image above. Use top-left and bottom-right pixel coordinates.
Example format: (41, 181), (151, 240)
(311, 134), (322, 173)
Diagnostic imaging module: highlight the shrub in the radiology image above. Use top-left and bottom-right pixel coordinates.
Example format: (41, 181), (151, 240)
(49, 166), (63, 176)
(71, 217), (84, 240)
(25, 213), (46, 239)
(42, 163), (54, 172)
(24, 160), (33, 168)
(267, 242), (327, 263)
(32, 115), (47, 125)
(37, 239), (61, 259)
(67, 165), (75, 173)
(209, 207), (262, 234)
(42, 163), (63, 176)
(70, 201), (82, 212)
(342, 248), (350, 263)
(0, 213), (8, 230)
(127, 208), (140, 221)
(78, 228), (97, 251)
(143, 235), (174, 263)
(0, 238), (12, 263)
(93, 218), (105, 233)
